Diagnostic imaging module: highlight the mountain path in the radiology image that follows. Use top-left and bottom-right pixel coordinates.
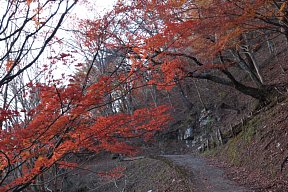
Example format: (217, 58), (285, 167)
(161, 154), (253, 192)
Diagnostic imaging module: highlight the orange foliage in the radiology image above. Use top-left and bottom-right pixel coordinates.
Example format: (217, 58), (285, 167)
(5, 60), (14, 71)
(89, 0), (285, 88)
(0, 75), (170, 190)
(98, 166), (126, 180)
(26, 0), (32, 6)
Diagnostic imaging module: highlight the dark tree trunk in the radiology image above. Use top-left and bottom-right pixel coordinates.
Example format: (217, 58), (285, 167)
(221, 69), (275, 103)
(187, 54), (279, 104)
(176, 80), (193, 109)
(233, 82), (269, 102)
(188, 71), (273, 103)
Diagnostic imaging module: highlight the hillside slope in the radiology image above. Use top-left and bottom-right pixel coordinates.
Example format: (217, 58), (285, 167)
(204, 99), (288, 191)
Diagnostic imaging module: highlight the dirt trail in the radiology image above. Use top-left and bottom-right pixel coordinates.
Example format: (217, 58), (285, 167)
(162, 155), (252, 192)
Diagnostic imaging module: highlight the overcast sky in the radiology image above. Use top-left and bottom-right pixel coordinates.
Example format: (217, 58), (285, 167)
(74, 0), (117, 19)
(52, 0), (117, 80)
(0, 0), (117, 82)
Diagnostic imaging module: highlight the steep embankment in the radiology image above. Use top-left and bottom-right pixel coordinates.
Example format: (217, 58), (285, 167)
(205, 99), (288, 191)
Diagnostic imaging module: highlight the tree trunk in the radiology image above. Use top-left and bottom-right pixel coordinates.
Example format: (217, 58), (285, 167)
(220, 52), (272, 102)
(151, 85), (158, 107)
(216, 127), (223, 145)
(221, 69), (272, 103)
(245, 51), (264, 84)
(234, 82), (268, 101)
(193, 79), (207, 110)
(231, 50), (263, 88)
(176, 80), (193, 109)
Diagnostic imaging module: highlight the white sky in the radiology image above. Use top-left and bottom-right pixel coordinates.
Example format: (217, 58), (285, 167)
(72, 0), (117, 19)
(50, 0), (117, 80)
(0, 0), (117, 82)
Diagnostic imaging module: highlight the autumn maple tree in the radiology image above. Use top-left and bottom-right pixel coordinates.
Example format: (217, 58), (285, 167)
(79, 0), (288, 103)
(0, 0), (171, 191)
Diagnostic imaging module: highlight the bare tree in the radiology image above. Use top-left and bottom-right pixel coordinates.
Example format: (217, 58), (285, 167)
(0, 0), (78, 191)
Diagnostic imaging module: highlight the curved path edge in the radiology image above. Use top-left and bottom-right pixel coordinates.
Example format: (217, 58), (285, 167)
(152, 154), (252, 192)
